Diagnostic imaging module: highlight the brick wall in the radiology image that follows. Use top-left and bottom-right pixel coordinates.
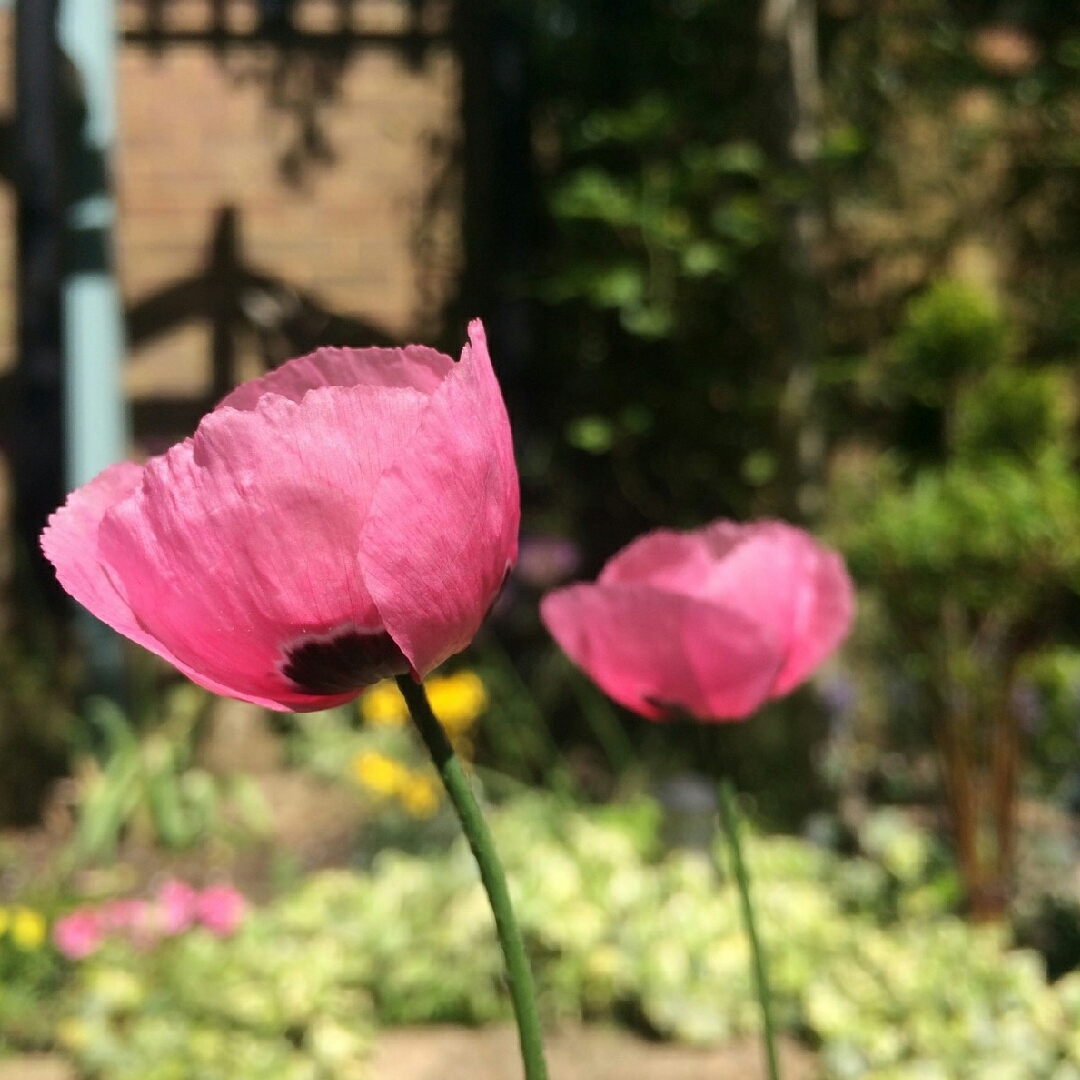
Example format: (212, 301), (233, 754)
(0, 0), (461, 407)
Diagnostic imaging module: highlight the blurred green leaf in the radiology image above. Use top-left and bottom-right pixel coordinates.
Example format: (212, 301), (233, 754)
(566, 416), (615, 454)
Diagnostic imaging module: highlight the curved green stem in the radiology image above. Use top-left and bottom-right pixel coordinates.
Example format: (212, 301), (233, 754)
(396, 675), (549, 1080)
(718, 778), (781, 1080)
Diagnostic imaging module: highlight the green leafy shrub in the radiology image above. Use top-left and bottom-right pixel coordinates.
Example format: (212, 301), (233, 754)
(68, 688), (269, 865)
(828, 277), (1080, 916)
(954, 366), (1075, 463)
(0, 904), (65, 1054)
(59, 912), (374, 1080)
(892, 279), (1011, 402)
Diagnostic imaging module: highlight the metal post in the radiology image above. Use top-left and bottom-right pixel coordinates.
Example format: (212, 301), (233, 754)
(58, 0), (128, 490)
(12, 0), (66, 613)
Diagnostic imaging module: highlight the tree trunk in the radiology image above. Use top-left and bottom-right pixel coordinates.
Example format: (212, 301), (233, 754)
(759, 0), (826, 521)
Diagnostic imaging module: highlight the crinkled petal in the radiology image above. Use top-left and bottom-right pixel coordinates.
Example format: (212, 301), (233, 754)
(541, 583), (782, 721)
(221, 343), (453, 411)
(41, 462), (263, 703)
(41, 461), (146, 639)
(359, 320), (519, 675)
(98, 384), (430, 710)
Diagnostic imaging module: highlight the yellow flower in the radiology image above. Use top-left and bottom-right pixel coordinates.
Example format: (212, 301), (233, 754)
(11, 907), (46, 950)
(359, 681), (409, 727)
(425, 673), (488, 736)
(399, 774), (440, 819)
(360, 673), (487, 737)
(352, 751), (406, 796)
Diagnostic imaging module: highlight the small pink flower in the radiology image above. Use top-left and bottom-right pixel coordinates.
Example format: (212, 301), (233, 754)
(541, 520), (854, 721)
(157, 879), (199, 935)
(101, 898), (164, 949)
(53, 909), (102, 960)
(98, 898), (152, 934)
(40, 321), (519, 712)
(196, 884), (246, 937)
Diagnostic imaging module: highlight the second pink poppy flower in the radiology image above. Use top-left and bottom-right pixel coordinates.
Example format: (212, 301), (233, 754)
(540, 520), (854, 721)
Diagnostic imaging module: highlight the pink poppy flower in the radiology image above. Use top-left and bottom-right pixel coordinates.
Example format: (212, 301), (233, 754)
(541, 519), (854, 721)
(53, 908), (103, 960)
(195, 884), (246, 937)
(40, 321), (519, 711)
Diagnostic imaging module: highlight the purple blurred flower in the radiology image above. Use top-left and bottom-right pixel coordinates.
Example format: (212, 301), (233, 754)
(515, 535), (582, 589)
(819, 674), (857, 719)
(1011, 681), (1044, 735)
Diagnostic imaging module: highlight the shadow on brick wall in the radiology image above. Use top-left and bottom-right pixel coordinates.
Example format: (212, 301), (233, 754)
(124, 0), (445, 188)
(126, 204), (399, 444)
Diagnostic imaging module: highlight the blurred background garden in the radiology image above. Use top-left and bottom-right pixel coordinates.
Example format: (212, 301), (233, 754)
(4, 0), (1080, 1077)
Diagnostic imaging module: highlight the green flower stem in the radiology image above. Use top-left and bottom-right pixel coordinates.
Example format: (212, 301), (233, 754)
(396, 675), (550, 1080)
(718, 778), (781, 1080)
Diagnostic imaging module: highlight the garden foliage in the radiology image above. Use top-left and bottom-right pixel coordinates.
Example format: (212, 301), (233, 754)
(51, 791), (1080, 1080)
(827, 278), (1080, 914)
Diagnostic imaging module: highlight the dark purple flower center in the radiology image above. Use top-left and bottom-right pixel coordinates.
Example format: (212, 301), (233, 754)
(282, 629), (410, 695)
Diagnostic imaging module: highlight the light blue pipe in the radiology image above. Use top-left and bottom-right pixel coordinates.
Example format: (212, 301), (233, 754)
(58, 0), (128, 491)
(58, 0), (128, 706)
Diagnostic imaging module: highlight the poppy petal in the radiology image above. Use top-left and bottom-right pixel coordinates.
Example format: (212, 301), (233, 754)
(772, 542), (855, 697)
(541, 582), (782, 721)
(599, 528), (721, 592)
(360, 320), (519, 675)
(41, 462), (268, 704)
(98, 383), (429, 709)
(220, 343), (453, 411)
(693, 520), (855, 696)
(41, 461), (145, 639)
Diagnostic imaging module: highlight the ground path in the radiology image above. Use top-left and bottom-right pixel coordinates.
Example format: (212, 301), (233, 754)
(0, 1026), (816, 1080)
(368, 1024), (818, 1080)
